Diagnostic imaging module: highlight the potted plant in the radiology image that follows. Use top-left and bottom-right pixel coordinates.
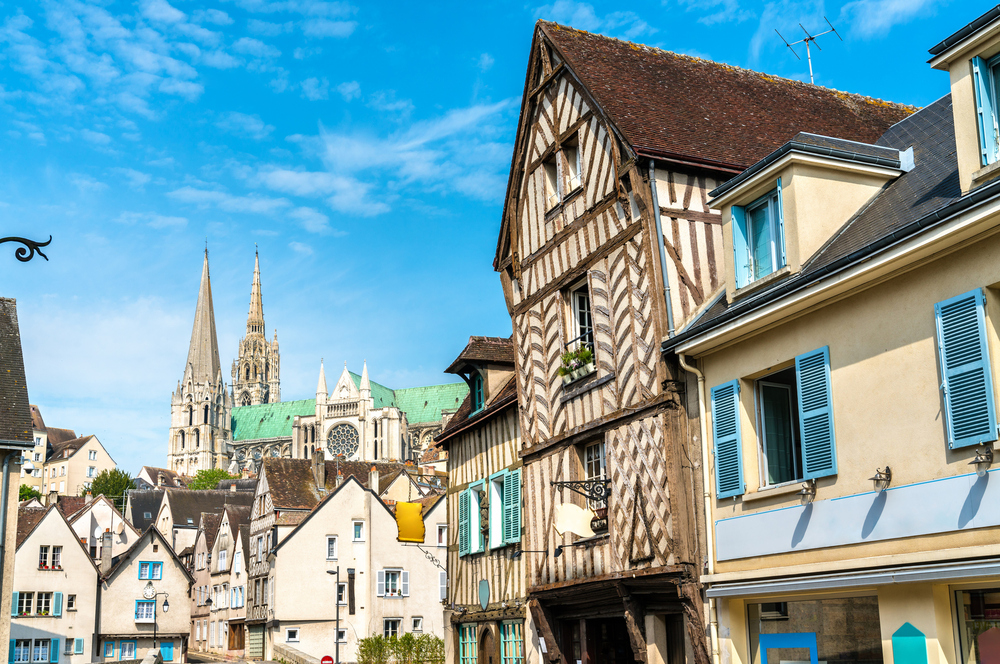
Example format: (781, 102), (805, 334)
(558, 346), (595, 384)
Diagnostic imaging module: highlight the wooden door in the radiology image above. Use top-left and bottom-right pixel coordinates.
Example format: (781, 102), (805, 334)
(479, 626), (496, 664)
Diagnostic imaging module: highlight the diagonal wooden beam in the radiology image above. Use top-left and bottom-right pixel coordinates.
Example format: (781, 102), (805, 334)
(528, 598), (566, 663)
(616, 583), (649, 663)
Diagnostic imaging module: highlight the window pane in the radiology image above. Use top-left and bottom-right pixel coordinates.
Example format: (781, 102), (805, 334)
(750, 204), (773, 280)
(749, 597), (882, 664)
(761, 383), (796, 484)
(957, 588), (1000, 664)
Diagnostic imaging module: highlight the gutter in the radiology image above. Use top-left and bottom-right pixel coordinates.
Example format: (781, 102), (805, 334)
(928, 6), (1000, 56)
(662, 176), (1000, 355)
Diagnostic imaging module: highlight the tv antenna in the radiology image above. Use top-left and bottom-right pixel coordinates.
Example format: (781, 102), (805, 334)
(775, 17), (843, 85)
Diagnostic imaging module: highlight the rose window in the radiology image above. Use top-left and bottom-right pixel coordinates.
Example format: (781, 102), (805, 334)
(327, 423), (359, 459)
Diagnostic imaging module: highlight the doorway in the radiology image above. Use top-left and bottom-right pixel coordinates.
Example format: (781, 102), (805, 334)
(479, 626), (496, 664)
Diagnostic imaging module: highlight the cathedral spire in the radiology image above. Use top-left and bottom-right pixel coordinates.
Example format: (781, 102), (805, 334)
(359, 360), (371, 399)
(185, 249), (222, 384)
(317, 359), (328, 400)
(247, 248), (265, 336)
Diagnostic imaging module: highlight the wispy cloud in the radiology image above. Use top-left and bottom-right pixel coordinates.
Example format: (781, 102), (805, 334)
(301, 18), (356, 38)
(477, 53), (495, 72)
(81, 128), (112, 145)
(675, 0), (755, 25)
(70, 173), (108, 193)
(301, 77), (329, 100)
(534, 0), (657, 40)
(289, 241), (314, 255)
(368, 90), (414, 116)
(337, 80), (360, 101)
(167, 186), (292, 213)
(216, 111), (275, 140)
(839, 0), (941, 38)
(116, 210), (187, 227)
(111, 168), (152, 190)
(232, 37), (281, 58)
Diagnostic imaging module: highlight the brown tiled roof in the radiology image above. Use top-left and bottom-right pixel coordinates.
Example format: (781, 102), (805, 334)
(540, 22), (916, 171)
(436, 374), (518, 446)
(445, 336), (515, 374)
(16, 506), (47, 548)
(420, 445), (445, 464)
(164, 488), (253, 528)
(142, 466), (188, 488)
(223, 504), (252, 536)
(0, 299), (33, 446)
(199, 512), (223, 549)
(54, 495), (88, 520)
(45, 427), (78, 447)
(275, 511), (308, 526)
(48, 435), (92, 461)
(264, 458), (407, 510)
(29, 404), (44, 431)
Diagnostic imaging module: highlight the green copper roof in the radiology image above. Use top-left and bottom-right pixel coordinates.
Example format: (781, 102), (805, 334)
(232, 399), (316, 441)
(348, 372), (397, 409)
(395, 382), (469, 424)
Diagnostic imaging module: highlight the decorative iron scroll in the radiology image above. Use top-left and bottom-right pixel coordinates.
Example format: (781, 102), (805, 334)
(0, 236), (51, 262)
(550, 477), (611, 503)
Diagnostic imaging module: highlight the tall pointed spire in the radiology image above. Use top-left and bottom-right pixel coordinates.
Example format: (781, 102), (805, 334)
(317, 359), (328, 400)
(185, 249), (222, 383)
(247, 248), (264, 336)
(359, 360), (371, 399)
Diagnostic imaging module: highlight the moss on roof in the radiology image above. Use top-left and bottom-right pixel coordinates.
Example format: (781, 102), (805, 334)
(231, 399), (316, 441)
(395, 382), (469, 424)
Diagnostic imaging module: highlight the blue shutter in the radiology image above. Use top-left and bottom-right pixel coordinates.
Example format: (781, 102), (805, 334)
(973, 57), (999, 166)
(160, 641), (173, 661)
(711, 380), (744, 498)
(458, 489), (470, 556)
(775, 178), (786, 268)
(74, 639), (83, 655)
(9, 640), (14, 663)
(50, 639), (59, 663)
(796, 347), (838, 479)
(11, 591), (17, 617)
(504, 469), (521, 544)
(731, 206), (751, 288)
(935, 289), (998, 448)
(52, 592), (62, 617)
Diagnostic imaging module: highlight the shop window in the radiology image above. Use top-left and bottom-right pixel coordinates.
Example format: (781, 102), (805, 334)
(957, 588), (1000, 664)
(459, 624), (478, 664)
(748, 596), (882, 664)
(501, 621), (525, 664)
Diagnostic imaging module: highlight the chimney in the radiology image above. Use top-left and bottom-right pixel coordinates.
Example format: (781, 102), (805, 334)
(369, 466), (379, 493)
(312, 446), (326, 489)
(100, 529), (113, 575)
(230, 483), (237, 493)
(85, 491), (93, 504)
(47, 490), (57, 506)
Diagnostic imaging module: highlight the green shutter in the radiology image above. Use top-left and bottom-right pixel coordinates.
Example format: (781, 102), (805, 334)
(74, 639), (84, 655)
(775, 178), (786, 268)
(458, 489), (470, 556)
(9, 640), (14, 663)
(50, 639), (59, 663)
(711, 380), (744, 498)
(731, 206), (751, 288)
(796, 347), (838, 479)
(11, 591), (17, 617)
(52, 592), (62, 617)
(935, 289), (998, 448)
(504, 469), (522, 544)
(973, 57), (999, 166)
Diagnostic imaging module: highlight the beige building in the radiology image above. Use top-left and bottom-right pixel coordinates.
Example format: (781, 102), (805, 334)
(23, 405), (76, 497)
(12, 505), (100, 663)
(435, 336), (535, 664)
(41, 435), (115, 501)
(661, 7), (1000, 664)
(206, 504), (251, 657)
(188, 512), (222, 656)
(269, 472), (446, 662)
(97, 527), (193, 662)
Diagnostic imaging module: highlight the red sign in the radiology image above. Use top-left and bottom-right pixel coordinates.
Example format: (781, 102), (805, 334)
(322, 657), (334, 664)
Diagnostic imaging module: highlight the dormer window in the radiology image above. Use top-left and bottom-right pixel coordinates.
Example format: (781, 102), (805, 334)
(471, 373), (484, 413)
(732, 181), (785, 288)
(972, 55), (1000, 166)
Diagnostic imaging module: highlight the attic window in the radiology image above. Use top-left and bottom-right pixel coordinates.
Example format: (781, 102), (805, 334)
(564, 135), (581, 190)
(187, 518), (194, 524)
(972, 55), (1000, 166)
(144, 512), (152, 519)
(732, 181), (786, 289)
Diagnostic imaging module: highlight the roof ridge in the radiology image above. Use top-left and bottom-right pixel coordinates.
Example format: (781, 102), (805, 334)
(537, 20), (917, 112)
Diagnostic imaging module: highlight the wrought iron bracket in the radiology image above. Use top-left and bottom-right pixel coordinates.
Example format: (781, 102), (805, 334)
(550, 478), (611, 502)
(0, 236), (51, 262)
(408, 543), (446, 572)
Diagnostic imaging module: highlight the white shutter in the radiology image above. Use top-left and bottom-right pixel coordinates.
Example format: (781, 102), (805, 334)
(401, 571), (409, 597)
(376, 570), (385, 596)
(439, 571), (447, 601)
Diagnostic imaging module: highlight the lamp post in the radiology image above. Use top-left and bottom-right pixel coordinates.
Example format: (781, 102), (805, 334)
(143, 581), (169, 653)
(326, 568), (340, 664)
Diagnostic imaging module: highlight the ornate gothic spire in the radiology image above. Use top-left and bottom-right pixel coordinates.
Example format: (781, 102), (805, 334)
(185, 249), (222, 384)
(247, 248), (265, 336)
(316, 360), (328, 400)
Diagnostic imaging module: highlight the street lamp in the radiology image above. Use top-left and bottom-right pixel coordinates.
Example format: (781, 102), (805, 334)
(326, 568), (341, 664)
(143, 581), (169, 654)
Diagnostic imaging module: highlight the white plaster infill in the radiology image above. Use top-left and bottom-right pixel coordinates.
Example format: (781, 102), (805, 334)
(715, 467), (1000, 561)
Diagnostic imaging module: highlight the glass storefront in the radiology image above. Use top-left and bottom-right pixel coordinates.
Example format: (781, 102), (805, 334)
(957, 589), (1000, 664)
(748, 596), (883, 664)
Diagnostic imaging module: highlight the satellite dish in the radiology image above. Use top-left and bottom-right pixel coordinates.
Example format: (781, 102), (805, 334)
(116, 521), (125, 535)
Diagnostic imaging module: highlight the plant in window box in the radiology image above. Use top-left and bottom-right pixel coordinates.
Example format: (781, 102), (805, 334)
(558, 346), (595, 384)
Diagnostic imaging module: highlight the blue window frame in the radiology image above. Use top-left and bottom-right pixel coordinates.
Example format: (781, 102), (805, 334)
(500, 621), (524, 664)
(104, 642), (114, 658)
(459, 624), (478, 664)
(732, 181), (785, 289)
(972, 55), (1000, 166)
(471, 373), (484, 413)
(119, 641), (136, 661)
(138, 561), (162, 580)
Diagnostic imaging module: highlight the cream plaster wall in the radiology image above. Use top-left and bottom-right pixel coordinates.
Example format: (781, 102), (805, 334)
(12, 509), (99, 663)
(70, 497), (138, 560)
(703, 229), (1000, 574)
(189, 529), (212, 653)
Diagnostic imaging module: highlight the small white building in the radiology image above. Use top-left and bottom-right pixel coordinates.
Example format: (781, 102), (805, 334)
(11, 506), (99, 663)
(269, 471), (446, 662)
(96, 527), (192, 662)
(67, 495), (140, 562)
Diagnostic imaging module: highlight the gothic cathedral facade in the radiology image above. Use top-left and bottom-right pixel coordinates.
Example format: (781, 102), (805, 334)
(231, 251), (281, 407)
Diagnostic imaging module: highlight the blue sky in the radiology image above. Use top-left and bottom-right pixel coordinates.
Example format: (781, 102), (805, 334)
(0, 0), (978, 474)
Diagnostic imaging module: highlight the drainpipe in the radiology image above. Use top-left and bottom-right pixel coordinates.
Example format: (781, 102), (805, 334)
(650, 159), (675, 338)
(677, 354), (720, 664)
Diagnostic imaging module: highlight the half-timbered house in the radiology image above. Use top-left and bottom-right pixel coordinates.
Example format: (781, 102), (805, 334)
(493, 22), (914, 664)
(436, 336), (531, 664)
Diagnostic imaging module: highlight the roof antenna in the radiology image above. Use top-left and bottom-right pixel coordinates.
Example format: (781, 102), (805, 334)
(775, 17), (842, 85)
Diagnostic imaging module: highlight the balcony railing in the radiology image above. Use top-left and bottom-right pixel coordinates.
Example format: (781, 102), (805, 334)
(326, 401), (359, 418)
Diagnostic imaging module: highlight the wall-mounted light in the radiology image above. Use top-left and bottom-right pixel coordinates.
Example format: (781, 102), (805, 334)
(869, 466), (892, 493)
(798, 479), (816, 503)
(509, 549), (551, 560)
(970, 447), (994, 477)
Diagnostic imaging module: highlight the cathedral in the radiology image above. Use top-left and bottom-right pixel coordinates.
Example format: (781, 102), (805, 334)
(166, 250), (467, 476)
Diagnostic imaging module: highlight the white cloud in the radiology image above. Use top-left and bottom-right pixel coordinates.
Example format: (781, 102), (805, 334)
(70, 173), (108, 192)
(301, 76), (329, 100)
(839, 0), (940, 38)
(252, 166), (386, 216)
(534, 0), (657, 40)
(301, 18), (356, 38)
(289, 241), (314, 255)
(248, 19), (294, 36)
(477, 53), (494, 72)
(675, 0), (755, 25)
(337, 80), (360, 101)
(141, 0), (186, 24)
(288, 206), (331, 232)
(167, 186), (292, 214)
(115, 211), (187, 227)
(293, 46), (322, 59)
(201, 49), (241, 69)
(215, 111), (275, 140)
(748, 0), (824, 62)
(368, 90), (414, 116)
(111, 167), (152, 189)
(232, 37), (281, 58)
(81, 128), (112, 144)
(192, 9), (233, 25)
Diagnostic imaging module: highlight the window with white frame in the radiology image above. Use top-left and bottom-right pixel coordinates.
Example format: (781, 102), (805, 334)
(17, 592), (33, 615)
(218, 549), (227, 571)
(583, 441), (607, 510)
(377, 569), (408, 598)
(412, 617), (424, 632)
(437, 524), (447, 547)
(327, 535), (338, 559)
(121, 642), (136, 660)
(67, 594), (75, 610)
(338, 583), (347, 605)
(63, 639), (73, 655)
(87, 466), (95, 478)
(489, 473), (506, 549)
(286, 628), (299, 642)
(38, 546), (48, 569)
(88, 450), (97, 460)
(337, 629), (347, 643)
(543, 158), (560, 209)
(135, 600), (155, 622)
(35, 593), (51, 615)
(568, 280), (593, 353)
(352, 520), (364, 542)
(384, 619), (401, 639)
